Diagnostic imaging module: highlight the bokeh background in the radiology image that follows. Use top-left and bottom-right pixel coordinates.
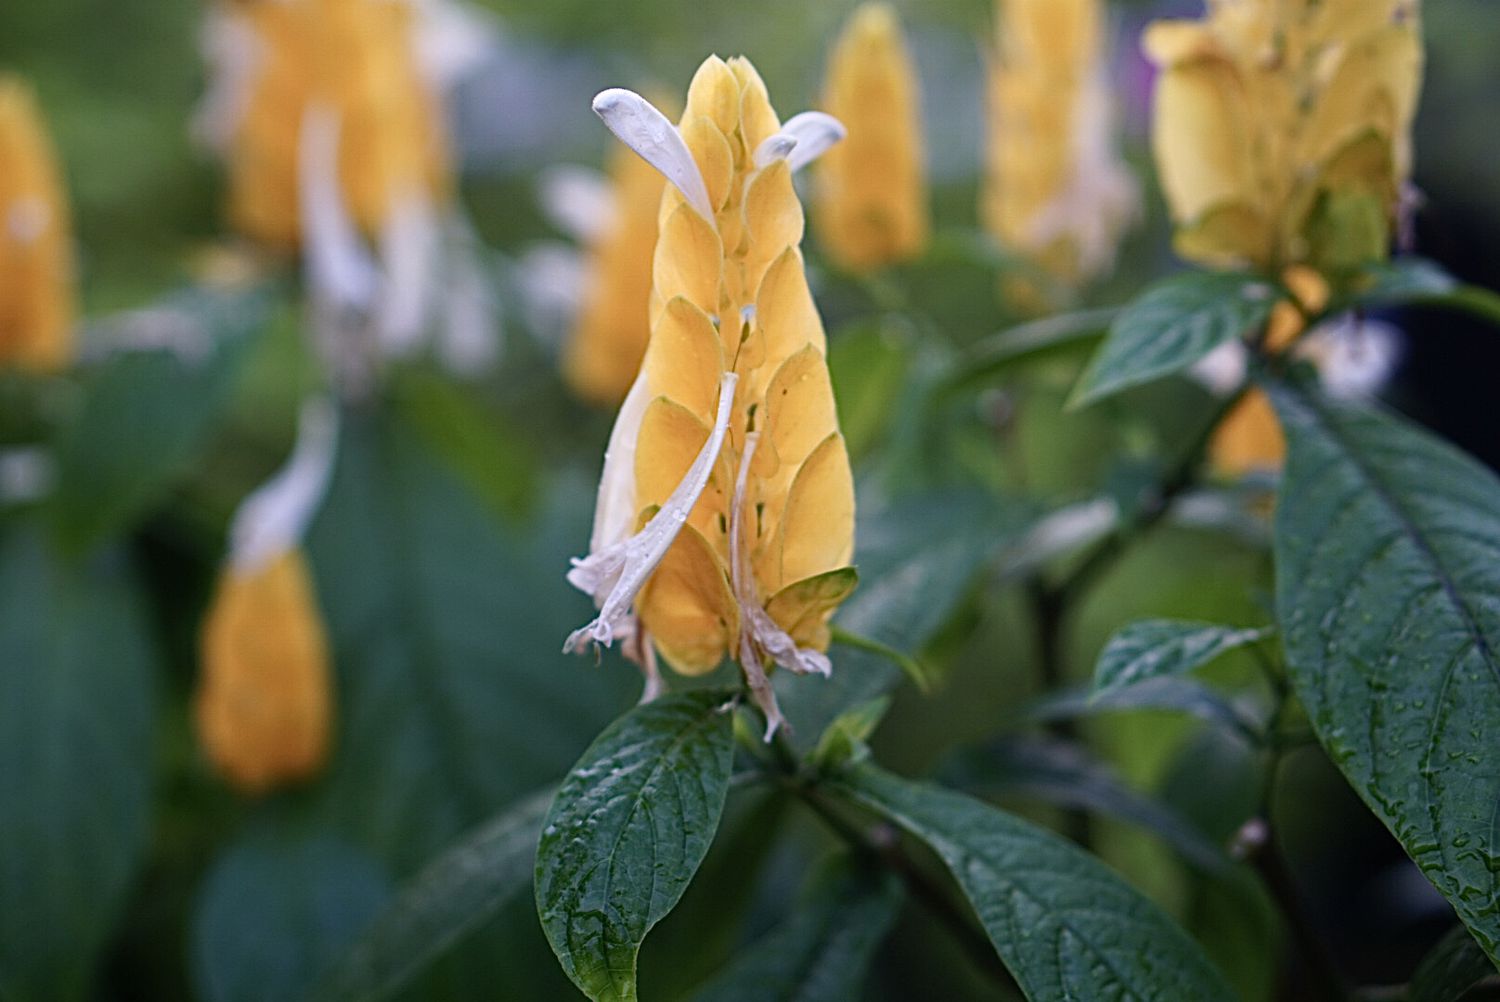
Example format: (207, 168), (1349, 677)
(2, 1), (1497, 999)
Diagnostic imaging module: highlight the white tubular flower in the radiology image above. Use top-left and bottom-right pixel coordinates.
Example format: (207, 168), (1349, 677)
(229, 396), (340, 574)
(1298, 315), (1403, 400)
(537, 164), (616, 243)
(591, 88), (716, 223)
(563, 372), (739, 653)
(433, 211), (501, 375)
(297, 104), (379, 313)
(776, 111), (848, 172)
(376, 190), (441, 357)
(1190, 338), (1251, 396)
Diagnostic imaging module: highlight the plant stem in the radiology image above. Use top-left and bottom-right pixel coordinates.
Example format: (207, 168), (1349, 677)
(1026, 579), (1093, 847)
(788, 777), (1019, 994)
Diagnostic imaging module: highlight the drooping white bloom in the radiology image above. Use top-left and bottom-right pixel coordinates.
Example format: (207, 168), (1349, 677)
(230, 396), (340, 574)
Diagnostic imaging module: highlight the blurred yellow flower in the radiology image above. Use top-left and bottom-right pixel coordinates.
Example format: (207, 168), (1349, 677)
(566, 57), (855, 736)
(0, 78), (74, 372)
(196, 399), (339, 793)
(561, 143), (666, 407)
(982, 0), (1136, 286)
(198, 548), (333, 793)
(814, 2), (929, 272)
(1146, 0), (1423, 272)
(207, 0), (449, 248)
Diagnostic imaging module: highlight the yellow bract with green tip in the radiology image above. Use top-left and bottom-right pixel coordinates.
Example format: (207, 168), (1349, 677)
(633, 56), (856, 678)
(814, 3), (929, 273)
(1146, 0), (1423, 272)
(0, 77), (74, 372)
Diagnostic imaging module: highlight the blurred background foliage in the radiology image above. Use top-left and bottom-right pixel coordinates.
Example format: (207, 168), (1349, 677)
(1, 1), (1498, 1000)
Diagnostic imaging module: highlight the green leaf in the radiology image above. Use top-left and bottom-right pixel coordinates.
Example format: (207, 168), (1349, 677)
(0, 524), (156, 1002)
(1092, 620), (1272, 700)
(828, 319), (913, 460)
(1349, 257), (1459, 306)
(1019, 682), (1265, 744)
(833, 764), (1235, 1000)
(1409, 925), (1499, 1002)
(1071, 272), (1279, 409)
(1270, 381), (1500, 964)
(535, 689), (738, 1002)
(49, 287), (265, 550)
(810, 696), (892, 770)
(942, 736), (1229, 873)
(191, 835), (391, 1002)
(689, 854), (903, 1002)
(943, 307), (1115, 395)
(305, 414), (636, 869)
(309, 788), (553, 1002)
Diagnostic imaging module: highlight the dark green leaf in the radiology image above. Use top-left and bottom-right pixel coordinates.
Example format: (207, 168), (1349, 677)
(305, 415), (636, 869)
(942, 735), (1229, 873)
(535, 689), (738, 1002)
(1410, 925), (1499, 1002)
(310, 789), (553, 1002)
(191, 836), (390, 1002)
(1092, 620), (1272, 700)
(690, 854), (903, 1002)
(0, 524), (156, 1002)
(943, 307), (1115, 394)
(1019, 681), (1265, 744)
(50, 288), (265, 550)
(1071, 272), (1279, 408)
(1349, 257), (1459, 306)
(1270, 382), (1500, 964)
(810, 696), (892, 770)
(833, 764), (1235, 1001)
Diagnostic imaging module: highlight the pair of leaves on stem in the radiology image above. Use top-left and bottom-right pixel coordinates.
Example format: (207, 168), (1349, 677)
(532, 689), (1236, 1001)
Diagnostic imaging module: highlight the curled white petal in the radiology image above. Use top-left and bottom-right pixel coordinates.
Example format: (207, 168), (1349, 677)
(299, 104), (379, 311)
(376, 190), (441, 358)
(433, 211), (501, 376)
(730, 433), (832, 683)
(587, 369), (651, 557)
(229, 397), (340, 574)
(592, 88), (715, 223)
(564, 372), (739, 653)
(537, 164), (616, 243)
(777, 111), (846, 172)
(1298, 314), (1402, 400)
(739, 632), (787, 741)
(1190, 339), (1249, 397)
(752, 133), (798, 169)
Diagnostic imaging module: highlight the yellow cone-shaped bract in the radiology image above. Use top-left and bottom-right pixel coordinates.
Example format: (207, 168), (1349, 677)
(217, 0), (449, 246)
(982, 0), (1135, 286)
(631, 57), (856, 677)
(1146, 0), (1423, 272)
(0, 78), (74, 371)
(563, 143), (666, 406)
(197, 548), (334, 794)
(814, 3), (929, 272)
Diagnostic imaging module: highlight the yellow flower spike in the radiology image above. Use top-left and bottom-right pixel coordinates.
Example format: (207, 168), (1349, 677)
(814, 2), (930, 272)
(982, 0), (1137, 287)
(1145, 0), (1424, 273)
(196, 398), (340, 793)
(0, 78), (75, 372)
(561, 142), (667, 406)
(209, 0), (449, 248)
(197, 548), (334, 793)
(1210, 389), (1284, 478)
(569, 59), (855, 737)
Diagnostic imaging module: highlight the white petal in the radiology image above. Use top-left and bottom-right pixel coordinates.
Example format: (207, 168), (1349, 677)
(299, 104), (380, 311)
(411, 0), (498, 93)
(738, 633), (787, 741)
(729, 433), (832, 683)
(586, 369), (651, 557)
(512, 242), (586, 346)
(1189, 339), (1250, 396)
(433, 211), (502, 375)
(537, 164), (617, 243)
(564, 372), (739, 652)
(592, 88), (715, 223)
(376, 190), (441, 357)
(1299, 315), (1403, 400)
(777, 111), (846, 172)
(752, 133), (797, 169)
(191, 8), (263, 154)
(229, 396), (340, 573)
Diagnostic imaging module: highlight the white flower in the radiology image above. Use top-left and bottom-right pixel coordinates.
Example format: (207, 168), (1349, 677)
(229, 396), (340, 574)
(1297, 314), (1403, 400)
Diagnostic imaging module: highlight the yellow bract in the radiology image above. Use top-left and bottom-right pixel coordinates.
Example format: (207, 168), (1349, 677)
(196, 549), (334, 793)
(0, 78), (74, 372)
(982, 0), (1134, 286)
(1146, 0), (1423, 272)
(564, 143), (666, 406)
(814, 3), (929, 272)
(633, 56), (855, 677)
(221, 0), (449, 246)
